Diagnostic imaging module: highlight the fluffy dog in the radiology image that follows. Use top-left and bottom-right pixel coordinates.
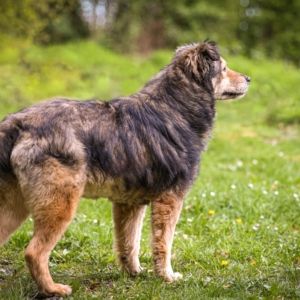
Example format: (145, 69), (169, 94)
(0, 41), (250, 296)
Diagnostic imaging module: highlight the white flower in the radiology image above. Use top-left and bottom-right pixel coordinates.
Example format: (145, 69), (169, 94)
(204, 276), (212, 284)
(278, 152), (284, 157)
(201, 192), (206, 198)
(236, 160), (243, 167)
(183, 234), (189, 240)
(252, 159), (258, 165)
(274, 191), (279, 196)
(230, 184), (236, 190)
(210, 192), (216, 197)
(248, 183), (254, 189)
(93, 219), (98, 224)
(62, 249), (69, 256)
(252, 223), (260, 231)
(228, 165), (237, 171)
(262, 190), (268, 195)
(293, 193), (299, 199)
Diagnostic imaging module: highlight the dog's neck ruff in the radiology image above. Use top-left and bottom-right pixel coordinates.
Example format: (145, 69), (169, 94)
(139, 65), (216, 137)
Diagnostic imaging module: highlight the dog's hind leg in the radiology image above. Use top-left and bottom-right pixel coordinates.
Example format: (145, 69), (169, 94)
(0, 187), (29, 246)
(113, 203), (146, 275)
(12, 157), (86, 297)
(24, 181), (82, 297)
(151, 192), (183, 282)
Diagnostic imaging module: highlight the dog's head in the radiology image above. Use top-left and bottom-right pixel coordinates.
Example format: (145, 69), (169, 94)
(175, 41), (250, 100)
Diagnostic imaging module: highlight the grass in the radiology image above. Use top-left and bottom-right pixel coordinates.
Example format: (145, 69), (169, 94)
(0, 39), (299, 299)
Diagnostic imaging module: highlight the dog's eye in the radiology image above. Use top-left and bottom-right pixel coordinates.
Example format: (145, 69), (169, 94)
(223, 66), (227, 72)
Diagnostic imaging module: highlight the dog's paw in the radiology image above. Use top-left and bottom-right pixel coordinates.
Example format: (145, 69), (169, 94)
(158, 270), (183, 283)
(41, 283), (72, 297)
(129, 265), (144, 276)
(164, 271), (183, 282)
(123, 264), (144, 276)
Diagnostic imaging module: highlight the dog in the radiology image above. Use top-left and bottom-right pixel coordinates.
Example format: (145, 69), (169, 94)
(0, 41), (250, 296)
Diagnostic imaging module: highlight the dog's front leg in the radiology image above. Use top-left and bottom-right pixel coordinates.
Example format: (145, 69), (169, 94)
(151, 192), (183, 282)
(113, 203), (146, 275)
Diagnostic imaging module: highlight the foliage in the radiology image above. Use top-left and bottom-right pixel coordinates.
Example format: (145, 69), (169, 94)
(1, 1), (300, 64)
(0, 41), (299, 299)
(239, 0), (300, 65)
(0, 0), (89, 44)
(106, 0), (300, 64)
(106, 0), (242, 53)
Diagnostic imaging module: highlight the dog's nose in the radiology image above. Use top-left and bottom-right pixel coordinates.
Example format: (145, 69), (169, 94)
(244, 75), (251, 83)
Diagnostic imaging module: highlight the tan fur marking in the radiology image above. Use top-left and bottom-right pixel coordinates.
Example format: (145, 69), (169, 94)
(151, 192), (183, 282)
(24, 180), (82, 296)
(0, 183), (28, 245)
(213, 57), (248, 100)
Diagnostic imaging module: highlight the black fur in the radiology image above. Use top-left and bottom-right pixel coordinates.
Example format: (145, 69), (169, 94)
(0, 126), (20, 174)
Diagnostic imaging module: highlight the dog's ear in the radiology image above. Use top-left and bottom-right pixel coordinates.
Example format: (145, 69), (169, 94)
(175, 43), (200, 76)
(175, 41), (220, 82)
(198, 41), (220, 62)
(196, 41), (220, 80)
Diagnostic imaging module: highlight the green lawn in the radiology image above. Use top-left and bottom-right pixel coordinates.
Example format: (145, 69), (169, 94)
(0, 40), (299, 299)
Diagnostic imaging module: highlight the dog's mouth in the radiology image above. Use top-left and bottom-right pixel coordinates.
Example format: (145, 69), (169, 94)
(222, 91), (245, 98)
(219, 89), (248, 100)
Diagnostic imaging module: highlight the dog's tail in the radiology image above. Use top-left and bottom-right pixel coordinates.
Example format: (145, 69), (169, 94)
(0, 119), (21, 175)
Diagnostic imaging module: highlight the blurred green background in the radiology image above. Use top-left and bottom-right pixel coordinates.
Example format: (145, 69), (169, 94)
(0, 0), (299, 123)
(0, 1), (299, 299)
(1, 0), (300, 63)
